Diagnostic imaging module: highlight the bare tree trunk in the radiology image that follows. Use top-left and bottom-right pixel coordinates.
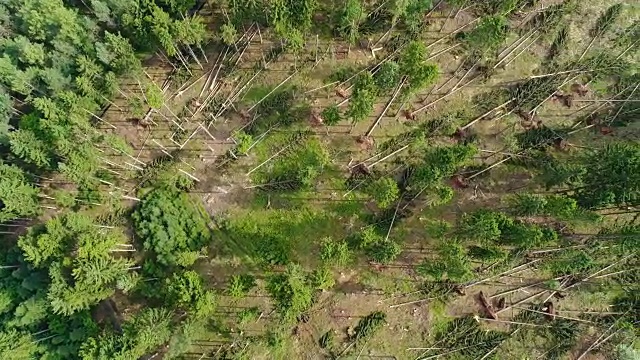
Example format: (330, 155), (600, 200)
(185, 45), (204, 69)
(365, 77), (406, 136)
(461, 99), (514, 130)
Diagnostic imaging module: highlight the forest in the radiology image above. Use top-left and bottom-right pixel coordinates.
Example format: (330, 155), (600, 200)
(0, 0), (638, 359)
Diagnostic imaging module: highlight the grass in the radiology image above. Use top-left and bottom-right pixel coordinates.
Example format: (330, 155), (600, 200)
(215, 206), (347, 267)
(359, 269), (417, 295)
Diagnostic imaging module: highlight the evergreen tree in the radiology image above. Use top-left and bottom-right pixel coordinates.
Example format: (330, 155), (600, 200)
(0, 161), (40, 222)
(399, 41), (439, 95)
(266, 264), (314, 320)
(0, 330), (39, 360)
(576, 143), (640, 208)
(364, 176), (400, 208)
(17, 212), (134, 315)
(132, 186), (212, 269)
(321, 104), (342, 126)
(79, 308), (173, 360)
(374, 61), (401, 93)
(346, 72), (377, 125)
(165, 270), (216, 317)
(338, 0), (364, 44)
(0, 86), (12, 143)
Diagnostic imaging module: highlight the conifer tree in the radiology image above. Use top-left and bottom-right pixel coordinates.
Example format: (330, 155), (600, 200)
(17, 213), (135, 315)
(0, 161), (40, 222)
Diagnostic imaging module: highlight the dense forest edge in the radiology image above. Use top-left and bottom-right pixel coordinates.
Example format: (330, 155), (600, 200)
(0, 0), (638, 359)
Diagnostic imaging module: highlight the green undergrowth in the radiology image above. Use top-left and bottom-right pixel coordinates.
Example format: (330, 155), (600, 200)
(215, 207), (344, 266)
(250, 131), (329, 191)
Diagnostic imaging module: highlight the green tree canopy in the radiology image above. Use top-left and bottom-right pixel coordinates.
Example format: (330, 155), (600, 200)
(17, 213), (135, 315)
(266, 264), (314, 320)
(399, 41), (440, 94)
(346, 72), (377, 124)
(321, 104), (342, 126)
(458, 15), (509, 57)
(576, 143), (640, 208)
(338, 0), (364, 44)
(0, 86), (12, 143)
(79, 308), (173, 360)
(165, 270), (216, 317)
(0, 161), (40, 222)
(374, 61), (401, 93)
(363, 176), (400, 208)
(418, 240), (473, 282)
(132, 186), (212, 269)
(0, 330), (39, 360)
(407, 144), (477, 191)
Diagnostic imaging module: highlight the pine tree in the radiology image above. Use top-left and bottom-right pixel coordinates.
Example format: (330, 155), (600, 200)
(364, 177), (400, 208)
(132, 186), (212, 269)
(374, 61), (401, 93)
(18, 213), (134, 315)
(0, 161), (40, 222)
(0, 330), (39, 360)
(338, 0), (364, 44)
(288, 0), (317, 32)
(399, 41), (439, 95)
(266, 264), (314, 319)
(165, 270), (216, 316)
(576, 142), (640, 208)
(96, 31), (141, 75)
(0, 86), (13, 143)
(346, 72), (377, 125)
(321, 104), (342, 126)
(220, 23), (237, 46)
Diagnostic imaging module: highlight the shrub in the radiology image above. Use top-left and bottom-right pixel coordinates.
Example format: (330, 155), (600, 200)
(235, 131), (253, 155)
(363, 177), (400, 208)
(374, 61), (401, 93)
(458, 209), (512, 243)
(311, 267), (335, 291)
(424, 220), (452, 239)
(237, 307), (261, 324)
(366, 239), (402, 264)
(354, 227), (403, 264)
(458, 15), (509, 56)
(321, 105), (342, 126)
(418, 241), (473, 282)
(351, 311), (386, 342)
(500, 221), (558, 249)
(545, 250), (595, 277)
(166, 271), (216, 316)
(319, 237), (352, 266)
(357, 226), (383, 249)
(319, 331), (335, 349)
(226, 274), (257, 298)
(468, 244), (507, 262)
(512, 193), (548, 216)
(266, 264), (314, 320)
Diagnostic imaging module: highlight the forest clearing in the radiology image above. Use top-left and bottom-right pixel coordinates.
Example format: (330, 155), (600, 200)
(0, 0), (639, 359)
